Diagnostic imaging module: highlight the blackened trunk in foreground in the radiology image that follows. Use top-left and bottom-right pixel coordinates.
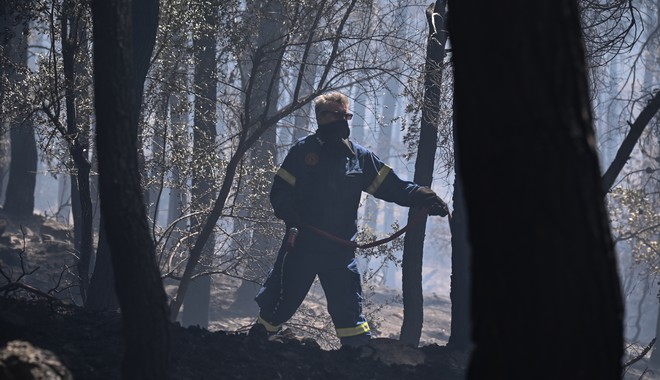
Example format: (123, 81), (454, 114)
(448, 1), (623, 379)
(91, 0), (169, 378)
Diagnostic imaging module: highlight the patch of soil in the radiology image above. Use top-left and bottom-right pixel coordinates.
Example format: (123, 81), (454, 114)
(0, 296), (466, 380)
(0, 212), (469, 379)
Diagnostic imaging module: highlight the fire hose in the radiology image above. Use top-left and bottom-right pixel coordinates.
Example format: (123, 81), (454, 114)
(285, 206), (451, 251)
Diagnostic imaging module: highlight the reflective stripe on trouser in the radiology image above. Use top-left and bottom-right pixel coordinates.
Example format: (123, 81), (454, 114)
(336, 321), (370, 338)
(257, 315), (282, 333)
(318, 256), (370, 341)
(255, 240), (370, 341)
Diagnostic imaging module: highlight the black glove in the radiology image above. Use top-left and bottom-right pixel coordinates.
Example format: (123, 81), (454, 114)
(413, 187), (449, 217)
(274, 201), (302, 227)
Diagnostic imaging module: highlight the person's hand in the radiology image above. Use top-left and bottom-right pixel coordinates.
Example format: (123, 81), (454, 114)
(414, 187), (449, 217)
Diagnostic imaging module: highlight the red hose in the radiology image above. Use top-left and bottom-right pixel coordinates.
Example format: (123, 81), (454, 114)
(303, 206), (441, 250)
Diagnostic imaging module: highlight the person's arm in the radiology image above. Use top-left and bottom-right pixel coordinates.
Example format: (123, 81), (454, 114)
(270, 146), (302, 227)
(363, 152), (449, 216)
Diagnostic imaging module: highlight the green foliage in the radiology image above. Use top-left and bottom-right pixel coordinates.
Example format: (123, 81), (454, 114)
(400, 60), (454, 177)
(609, 187), (660, 273)
(1, 0), (94, 177)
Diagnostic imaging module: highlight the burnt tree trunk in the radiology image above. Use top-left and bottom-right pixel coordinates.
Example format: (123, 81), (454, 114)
(2, 9), (36, 220)
(61, 0), (93, 302)
(449, 1), (624, 378)
(4, 121), (36, 220)
(601, 90), (660, 195)
(447, 173), (471, 349)
(86, 218), (119, 311)
(91, 0), (169, 378)
(400, 0), (447, 347)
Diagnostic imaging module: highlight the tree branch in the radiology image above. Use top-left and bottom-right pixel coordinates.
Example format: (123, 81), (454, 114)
(623, 338), (655, 369)
(602, 90), (660, 195)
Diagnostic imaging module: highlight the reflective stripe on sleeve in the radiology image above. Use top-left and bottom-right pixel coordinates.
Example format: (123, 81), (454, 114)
(365, 165), (391, 195)
(276, 168), (296, 187)
(335, 322), (371, 338)
(258, 315), (282, 333)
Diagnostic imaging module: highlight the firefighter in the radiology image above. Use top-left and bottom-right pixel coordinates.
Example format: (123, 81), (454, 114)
(253, 91), (449, 347)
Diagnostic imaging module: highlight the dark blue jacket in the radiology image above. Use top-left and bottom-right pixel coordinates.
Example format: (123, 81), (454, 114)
(270, 134), (420, 245)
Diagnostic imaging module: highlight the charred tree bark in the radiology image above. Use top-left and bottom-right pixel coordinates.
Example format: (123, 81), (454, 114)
(91, 0), (169, 378)
(86, 218), (119, 311)
(601, 90), (660, 195)
(447, 173), (471, 349)
(2, 9), (36, 220)
(449, 1), (624, 378)
(400, 0), (447, 347)
(4, 121), (37, 220)
(61, 0), (93, 302)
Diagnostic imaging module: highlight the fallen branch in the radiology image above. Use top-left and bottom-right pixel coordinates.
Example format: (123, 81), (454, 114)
(0, 282), (61, 302)
(623, 338), (656, 369)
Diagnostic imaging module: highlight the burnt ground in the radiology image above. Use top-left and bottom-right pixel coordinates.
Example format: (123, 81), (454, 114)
(0, 213), (467, 379)
(1, 214), (659, 379)
(0, 296), (466, 380)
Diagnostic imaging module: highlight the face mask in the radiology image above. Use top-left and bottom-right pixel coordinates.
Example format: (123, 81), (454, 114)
(317, 119), (350, 142)
(316, 119), (354, 157)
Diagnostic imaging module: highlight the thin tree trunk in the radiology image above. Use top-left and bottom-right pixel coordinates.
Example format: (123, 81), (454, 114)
(291, 44), (319, 142)
(601, 90), (660, 195)
(182, 0), (219, 328)
(0, 134), (8, 204)
(146, 94), (167, 229)
(652, 301), (660, 364)
(449, 1), (624, 378)
(0, 4), (11, 203)
(170, 141), (248, 321)
(400, 0), (447, 347)
(645, 0), (660, 365)
(61, 0), (93, 302)
(232, 0), (286, 312)
(165, 93), (187, 258)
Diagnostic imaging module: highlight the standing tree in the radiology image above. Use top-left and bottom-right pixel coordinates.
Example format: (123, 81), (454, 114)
(59, 0), (94, 302)
(399, 0), (448, 347)
(601, 90), (660, 194)
(231, 0), (288, 314)
(2, 5), (37, 220)
(86, 218), (118, 311)
(181, 0), (220, 328)
(91, 0), (169, 378)
(449, 1), (624, 378)
(447, 167), (471, 349)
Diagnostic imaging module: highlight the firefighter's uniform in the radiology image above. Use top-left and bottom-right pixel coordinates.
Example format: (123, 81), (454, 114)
(255, 133), (422, 346)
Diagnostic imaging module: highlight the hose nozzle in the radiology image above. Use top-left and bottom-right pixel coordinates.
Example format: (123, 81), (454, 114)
(285, 227), (299, 251)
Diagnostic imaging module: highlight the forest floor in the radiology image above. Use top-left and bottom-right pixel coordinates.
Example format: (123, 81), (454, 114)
(0, 212), (658, 379)
(0, 296), (468, 380)
(0, 212), (467, 379)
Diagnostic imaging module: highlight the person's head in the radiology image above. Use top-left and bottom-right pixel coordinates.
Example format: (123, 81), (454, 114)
(314, 92), (353, 127)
